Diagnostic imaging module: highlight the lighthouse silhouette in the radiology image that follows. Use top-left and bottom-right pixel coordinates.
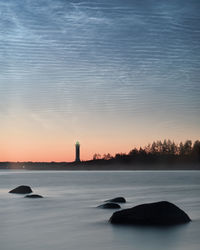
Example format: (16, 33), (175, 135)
(75, 141), (80, 162)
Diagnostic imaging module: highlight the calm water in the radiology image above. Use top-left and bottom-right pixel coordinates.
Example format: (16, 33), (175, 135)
(0, 170), (199, 250)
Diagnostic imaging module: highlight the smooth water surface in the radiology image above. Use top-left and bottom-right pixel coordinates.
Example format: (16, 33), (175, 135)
(0, 170), (199, 250)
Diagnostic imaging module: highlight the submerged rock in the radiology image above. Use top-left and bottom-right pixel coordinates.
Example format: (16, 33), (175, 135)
(110, 201), (191, 225)
(105, 197), (126, 203)
(98, 203), (121, 209)
(9, 185), (33, 194)
(25, 194), (43, 199)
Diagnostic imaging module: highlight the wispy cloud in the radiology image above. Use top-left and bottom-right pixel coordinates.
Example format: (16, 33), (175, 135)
(0, 0), (200, 153)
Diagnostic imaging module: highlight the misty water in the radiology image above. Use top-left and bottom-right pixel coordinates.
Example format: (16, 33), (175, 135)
(0, 170), (199, 250)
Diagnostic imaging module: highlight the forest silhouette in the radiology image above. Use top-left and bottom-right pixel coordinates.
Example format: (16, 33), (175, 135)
(92, 139), (200, 165)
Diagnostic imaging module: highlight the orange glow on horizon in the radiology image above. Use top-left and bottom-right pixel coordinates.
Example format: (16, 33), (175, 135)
(0, 142), (137, 162)
(1, 111), (199, 162)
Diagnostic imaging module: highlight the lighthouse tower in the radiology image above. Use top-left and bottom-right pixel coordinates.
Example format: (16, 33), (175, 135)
(75, 141), (80, 162)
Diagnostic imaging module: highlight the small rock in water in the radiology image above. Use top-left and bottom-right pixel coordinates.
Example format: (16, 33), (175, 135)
(110, 201), (191, 225)
(9, 185), (33, 194)
(105, 197), (126, 203)
(98, 203), (121, 209)
(25, 194), (43, 199)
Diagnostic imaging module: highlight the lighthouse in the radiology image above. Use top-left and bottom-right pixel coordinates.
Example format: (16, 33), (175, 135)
(75, 141), (80, 162)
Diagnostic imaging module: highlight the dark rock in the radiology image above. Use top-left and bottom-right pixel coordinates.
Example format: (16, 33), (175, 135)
(110, 201), (191, 225)
(25, 194), (43, 199)
(9, 185), (33, 194)
(98, 203), (121, 209)
(105, 197), (126, 203)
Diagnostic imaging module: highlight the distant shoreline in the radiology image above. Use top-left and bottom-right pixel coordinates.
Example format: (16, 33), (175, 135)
(1, 140), (200, 171)
(0, 162), (199, 171)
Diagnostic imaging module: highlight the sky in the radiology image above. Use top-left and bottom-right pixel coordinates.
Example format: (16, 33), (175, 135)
(0, 0), (200, 162)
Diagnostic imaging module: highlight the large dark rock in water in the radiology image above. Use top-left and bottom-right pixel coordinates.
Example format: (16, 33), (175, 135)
(98, 203), (121, 209)
(105, 197), (126, 203)
(25, 194), (43, 199)
(110, 201), (191, 225)
(9, 185), (33, 194)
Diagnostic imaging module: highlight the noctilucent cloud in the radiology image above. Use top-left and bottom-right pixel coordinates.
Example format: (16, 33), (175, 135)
(0, 0), (200, 161)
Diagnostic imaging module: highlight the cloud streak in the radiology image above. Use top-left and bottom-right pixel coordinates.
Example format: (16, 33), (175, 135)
(0, 0), (200, 160)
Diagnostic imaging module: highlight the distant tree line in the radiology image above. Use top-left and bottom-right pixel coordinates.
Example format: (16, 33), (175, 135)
(93, 140), (200, 164)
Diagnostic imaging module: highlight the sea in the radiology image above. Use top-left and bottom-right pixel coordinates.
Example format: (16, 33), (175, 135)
(0, 170), (199, 250)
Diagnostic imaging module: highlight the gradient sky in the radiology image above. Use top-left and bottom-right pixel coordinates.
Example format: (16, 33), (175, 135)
(0, 0), (200, 162)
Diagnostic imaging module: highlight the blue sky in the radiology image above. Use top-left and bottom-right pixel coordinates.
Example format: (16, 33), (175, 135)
(0, 0), (200, 161)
